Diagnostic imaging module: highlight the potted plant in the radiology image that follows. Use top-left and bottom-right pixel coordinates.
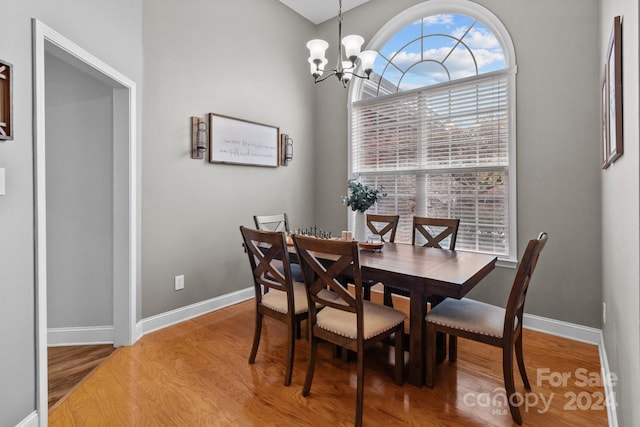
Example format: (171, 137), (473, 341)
(343, 179), (385, 241)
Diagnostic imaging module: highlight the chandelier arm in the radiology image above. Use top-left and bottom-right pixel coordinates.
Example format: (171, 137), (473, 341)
(349, 71), (371, 81)
(314, 70), (339, 84)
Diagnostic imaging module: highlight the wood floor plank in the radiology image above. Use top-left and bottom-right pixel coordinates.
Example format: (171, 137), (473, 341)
(49, 300), (609, 426)
(48, 344), (117, 411)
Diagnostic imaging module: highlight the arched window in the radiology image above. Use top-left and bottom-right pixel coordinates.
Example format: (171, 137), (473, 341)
(350, 0), (517, 263)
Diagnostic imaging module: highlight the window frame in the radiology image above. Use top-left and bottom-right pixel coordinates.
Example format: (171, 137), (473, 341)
(348, 0), (518, 267)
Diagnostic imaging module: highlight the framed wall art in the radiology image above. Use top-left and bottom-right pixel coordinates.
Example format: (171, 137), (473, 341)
(602, 16), (623, 169)
(601, 67), (609, 167)
(208, 113), (279, 167)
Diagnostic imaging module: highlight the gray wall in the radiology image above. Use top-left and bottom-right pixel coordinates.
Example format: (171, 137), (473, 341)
(141, 0), (316, 317)
(313, 0), (603, 327)
(600, 0), (640, 425)
(45, 51), (114, 328)
(0, 1), (143, 425)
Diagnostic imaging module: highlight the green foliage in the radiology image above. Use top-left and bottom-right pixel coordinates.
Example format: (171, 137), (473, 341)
(342, 179), (386, 213)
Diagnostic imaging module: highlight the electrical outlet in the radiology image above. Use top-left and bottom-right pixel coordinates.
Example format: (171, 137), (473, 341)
(174, 275), (184, 291)
(602, 302), (606, 325)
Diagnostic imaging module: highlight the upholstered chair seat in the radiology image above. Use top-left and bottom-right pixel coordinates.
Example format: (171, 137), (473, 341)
(262, 284), (337, 315)
(426, 298), (519, 339)
(260, 282), (308, 315)
(317, 300), (406, 340)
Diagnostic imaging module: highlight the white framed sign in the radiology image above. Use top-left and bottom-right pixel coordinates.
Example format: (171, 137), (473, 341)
(209, 113), (279, 167)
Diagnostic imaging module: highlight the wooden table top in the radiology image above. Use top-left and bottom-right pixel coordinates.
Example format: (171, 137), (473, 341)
(283, 238), (497, 299)
(357, 242), (497, 299)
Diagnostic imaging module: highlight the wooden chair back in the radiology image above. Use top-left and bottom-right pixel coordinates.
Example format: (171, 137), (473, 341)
(366, 214), (400, 242)
(292, 235), (362, 321)
(253, 213), (290, 232)
(240, 226), (294, 305)
(412, 216), (460, 249)
(503, 232), (548, 338)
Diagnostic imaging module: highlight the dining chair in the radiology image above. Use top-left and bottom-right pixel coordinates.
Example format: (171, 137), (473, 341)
(425, 232), (548, 425)
(239, 225), (307, 386)
(292, 234), (405, 427)
(253, 213), (290, 232)
(366, 213), (400, 243)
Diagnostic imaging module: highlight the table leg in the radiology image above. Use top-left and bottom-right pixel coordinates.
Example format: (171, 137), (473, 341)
(408, 290), (428, 387)
(436, 332), (446, 363)
(429, 296), (447, 363)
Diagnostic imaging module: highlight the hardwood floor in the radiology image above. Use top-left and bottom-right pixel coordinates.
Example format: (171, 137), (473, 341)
(49, 298), (609, 426)
(48, 344), (117, 412)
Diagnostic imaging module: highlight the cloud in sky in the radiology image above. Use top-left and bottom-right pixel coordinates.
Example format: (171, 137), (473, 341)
(453, 26), (501, 49)
(422, 14), (455, 26)
(390, 45), (504, 77)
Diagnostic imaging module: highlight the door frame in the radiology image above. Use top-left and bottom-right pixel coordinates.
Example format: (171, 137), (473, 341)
(32, 19), (138, 426)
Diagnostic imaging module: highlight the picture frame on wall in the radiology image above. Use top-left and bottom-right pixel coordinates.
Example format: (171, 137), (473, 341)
(602, 15), (623, 169)
(601, 66), (609, 167)
(208, 113), (279, 167)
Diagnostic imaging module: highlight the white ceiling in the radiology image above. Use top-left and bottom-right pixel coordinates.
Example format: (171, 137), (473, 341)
(278, 0), (371, 25)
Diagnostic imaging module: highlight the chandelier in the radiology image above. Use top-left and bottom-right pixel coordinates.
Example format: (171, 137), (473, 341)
(306, 0), (377, 87)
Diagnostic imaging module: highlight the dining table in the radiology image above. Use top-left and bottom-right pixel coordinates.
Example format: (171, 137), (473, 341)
(356, 242), (497, 387)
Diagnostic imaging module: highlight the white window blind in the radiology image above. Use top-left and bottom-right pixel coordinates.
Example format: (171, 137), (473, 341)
(352, 71), (510, 257)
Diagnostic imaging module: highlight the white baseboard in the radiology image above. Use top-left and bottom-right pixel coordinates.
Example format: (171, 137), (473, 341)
(15, 411), (38, 427)
(134, 320), (144, 343)
(523, 313), (601, 344)
(43, 290), (255, 348)
(141, 287), (254, 335)
(47, 325), (114, 346)
(597, 332), (619, 427)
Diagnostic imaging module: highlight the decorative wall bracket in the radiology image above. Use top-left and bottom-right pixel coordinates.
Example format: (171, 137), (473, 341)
(191, 116), (208, 159)
(279, 133), (293, 166)
(0, 59), (13, 140)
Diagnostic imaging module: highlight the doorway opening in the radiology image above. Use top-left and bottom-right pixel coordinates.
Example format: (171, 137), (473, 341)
(33, 19), (138, 427)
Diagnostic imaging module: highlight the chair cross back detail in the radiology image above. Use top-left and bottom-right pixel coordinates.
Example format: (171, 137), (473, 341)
(295, 237), (359, 313)
(366, 214), (399, 243)
(242, 229), (291, 295)
(413, 217), (460, 249)
(253, 213), (290, 233)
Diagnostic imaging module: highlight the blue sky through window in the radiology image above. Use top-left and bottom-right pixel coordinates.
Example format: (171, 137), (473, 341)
(373, 14), (506, 92)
